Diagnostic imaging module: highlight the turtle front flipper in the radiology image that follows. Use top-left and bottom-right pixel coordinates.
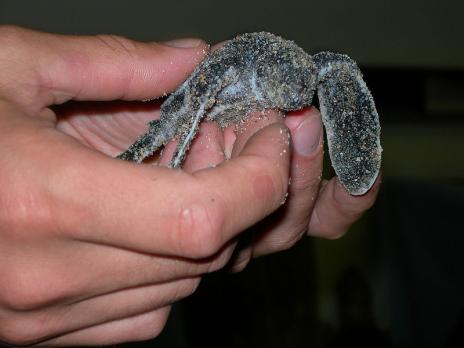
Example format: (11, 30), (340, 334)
(169, 65), (241, 168)
(116, 119), (169, 163)
(314, 52), (382, 196)
(169, 94), (214, 168)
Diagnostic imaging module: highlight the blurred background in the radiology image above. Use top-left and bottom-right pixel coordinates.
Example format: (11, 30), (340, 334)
(1, 0), (463, 347)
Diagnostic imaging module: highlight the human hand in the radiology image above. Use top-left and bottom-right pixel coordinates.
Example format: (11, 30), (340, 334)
(163, 41), (380, 271)
(0, 27), (292, 346)
(225, 106), (381, 271)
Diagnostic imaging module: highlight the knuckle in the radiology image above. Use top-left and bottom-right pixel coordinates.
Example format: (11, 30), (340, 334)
(291, 174), (321, 196)
(95, 34), (138, 57)
(94, 34), (138, 89)
(0, 190), (54, 241)
(0, 276), (39, 311)
(0, 316), (45, 346)
(0, 267), (31, 310)
(309, 209), (347, 239)
(0, 265), (65, 311)
(174, 196), (225, 259)
(246, 156), (288, 211)
(0, 327), (29, 346)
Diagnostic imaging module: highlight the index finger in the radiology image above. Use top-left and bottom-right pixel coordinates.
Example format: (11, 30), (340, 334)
(0, 26), (208, 111)
(52, 116), (290, 259)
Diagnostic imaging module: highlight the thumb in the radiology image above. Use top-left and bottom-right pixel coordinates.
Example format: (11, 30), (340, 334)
(192, 112), (292, 247)
(48, 109), (292, 258)
(246, 107), (325, 257)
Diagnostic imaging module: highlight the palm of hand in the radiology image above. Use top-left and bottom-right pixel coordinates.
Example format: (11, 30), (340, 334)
(56, 101), (161, 157)
(55, 100), (231, 172)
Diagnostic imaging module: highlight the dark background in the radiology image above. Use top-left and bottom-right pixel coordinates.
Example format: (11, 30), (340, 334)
(1, 1), (463, 347)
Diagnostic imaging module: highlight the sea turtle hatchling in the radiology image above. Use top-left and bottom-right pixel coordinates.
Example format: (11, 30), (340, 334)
(117, 32), (382, 195)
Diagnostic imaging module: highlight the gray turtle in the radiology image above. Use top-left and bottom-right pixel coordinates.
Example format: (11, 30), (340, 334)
(117, 32), (382, 195)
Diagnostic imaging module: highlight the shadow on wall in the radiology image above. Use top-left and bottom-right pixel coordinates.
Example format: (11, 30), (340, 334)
(376, 180), (464, 348)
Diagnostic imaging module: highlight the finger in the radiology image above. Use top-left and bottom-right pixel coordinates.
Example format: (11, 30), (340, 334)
(157, 137), (179, 166)
(223, 125), (237, 159)
(55, 100), (163, 155)
(231, 109), (285, 156)
(0, 26), (208, 111)
(159, 109), (277, 170)
(167, 110), (284, 271)
(219, 110), (288, 269)
(159, 121), (226, 172)
(39, 307), (171, 347)
(228, 234), (254, 273)
(6, 280), (197, 345)
(183, 121), (225, 172)
(52, 118), (290, 259)
(25, 240), (235, 304)
(154, 40), (228, 166)
(252, 107), (324, 256)
(308, 173), (381, 239)
(210, 40), (227, 52)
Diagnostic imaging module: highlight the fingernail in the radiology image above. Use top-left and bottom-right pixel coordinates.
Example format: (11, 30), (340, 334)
(292, 114), (322, 157)
(161, 38), (203, 48)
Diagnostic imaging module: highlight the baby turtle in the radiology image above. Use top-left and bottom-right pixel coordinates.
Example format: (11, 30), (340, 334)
(117, 32), (382, 195)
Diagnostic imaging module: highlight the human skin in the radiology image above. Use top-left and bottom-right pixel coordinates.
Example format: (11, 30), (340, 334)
(0, 26), (380, 346)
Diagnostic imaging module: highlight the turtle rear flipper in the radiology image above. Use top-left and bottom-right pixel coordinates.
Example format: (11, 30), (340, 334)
(314, 52), (382, 195)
